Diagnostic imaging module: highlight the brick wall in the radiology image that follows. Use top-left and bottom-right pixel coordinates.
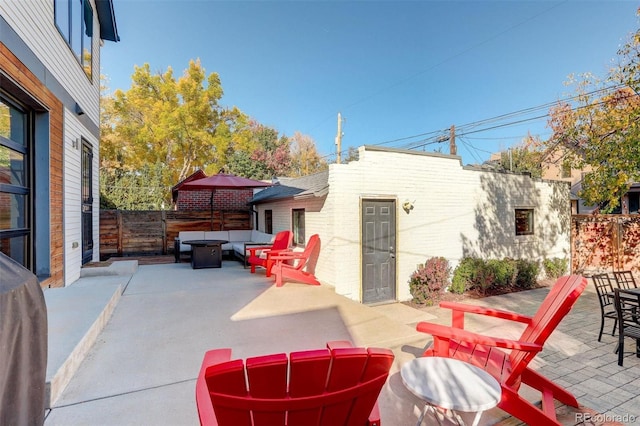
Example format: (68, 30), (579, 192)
(177, 188), (253, 211)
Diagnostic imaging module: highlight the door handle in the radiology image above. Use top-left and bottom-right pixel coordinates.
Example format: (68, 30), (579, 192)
(389, 246), (395, 258)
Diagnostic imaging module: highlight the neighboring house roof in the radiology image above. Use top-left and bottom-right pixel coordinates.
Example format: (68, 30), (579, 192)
(251, 171), (329, 204)
(95, 0), (120, 42)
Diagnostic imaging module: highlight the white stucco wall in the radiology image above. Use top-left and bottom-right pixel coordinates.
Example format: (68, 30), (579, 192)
(258, 146), (571, 303)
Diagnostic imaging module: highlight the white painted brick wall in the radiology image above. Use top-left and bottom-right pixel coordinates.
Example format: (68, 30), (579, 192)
(257, 146), (570, 303)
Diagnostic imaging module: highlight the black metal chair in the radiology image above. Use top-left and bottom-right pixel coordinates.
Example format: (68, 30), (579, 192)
(613, 270), (638, 289)
(592, 273), (618, 342)
(613, 288), (640, 366)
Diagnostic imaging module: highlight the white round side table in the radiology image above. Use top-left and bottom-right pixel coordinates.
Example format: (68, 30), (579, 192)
(401, 356), (502, 426)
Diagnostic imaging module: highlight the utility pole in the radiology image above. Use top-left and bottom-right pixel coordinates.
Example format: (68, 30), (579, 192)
(449, 124), (457, 156)
(335, 112), (343, 164)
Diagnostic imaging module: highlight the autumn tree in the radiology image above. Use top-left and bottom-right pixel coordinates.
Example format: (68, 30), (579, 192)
(497, 135), (543, 178)
(101, 60), (332, 208)
(545, 14), (640, 211)
(101, 59), (251, 206)
(343, 146), (360, 163)
(225, 122), (291, 179)
(289, 132), (328, 177)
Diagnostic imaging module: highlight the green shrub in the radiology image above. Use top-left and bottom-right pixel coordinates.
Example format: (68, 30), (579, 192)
(487, 258), (518, 289)
(409, 257), (451, 305)
(450, 257), (481, 294)
(543, 257), (568, 279)
(473, 260), (496, 294)
(452, 257), (540, 294)
(515, 259), (540, 289)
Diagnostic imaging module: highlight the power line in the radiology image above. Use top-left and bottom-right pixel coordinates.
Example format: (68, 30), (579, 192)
(326, 82), (636, 163)
(455, 83), (627, 133)
(390, 83), (633, 147)
(458, 136), (492, 164)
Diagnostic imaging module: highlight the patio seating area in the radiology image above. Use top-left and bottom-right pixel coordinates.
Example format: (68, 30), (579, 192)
(43, 261), (640, 425)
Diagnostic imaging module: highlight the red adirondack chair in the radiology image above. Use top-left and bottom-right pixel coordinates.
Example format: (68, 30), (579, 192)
(195, 343), (395, 426)
(415, 275), (587, 426)
(269, 234), (321, 287)
(247, 230), (293, 277)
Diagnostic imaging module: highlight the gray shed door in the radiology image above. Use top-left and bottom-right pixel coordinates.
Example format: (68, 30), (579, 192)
(362, 199), (396, 304)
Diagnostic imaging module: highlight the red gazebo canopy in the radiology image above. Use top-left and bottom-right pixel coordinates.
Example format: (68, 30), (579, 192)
(179, 173), (272, 191)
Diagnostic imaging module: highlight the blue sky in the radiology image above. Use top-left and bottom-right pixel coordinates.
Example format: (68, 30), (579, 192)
(102, 1), (639, 165)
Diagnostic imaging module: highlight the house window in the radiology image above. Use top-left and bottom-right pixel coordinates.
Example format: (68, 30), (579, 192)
(292, 209), (305, 246)
(515, 209), (534, 236)
(0, 94), (31, 268)
(629, 193), (639, 214)
(561, 162), (571, 179)
(264, 210), (273, 234)
(55, 0), (93, 80)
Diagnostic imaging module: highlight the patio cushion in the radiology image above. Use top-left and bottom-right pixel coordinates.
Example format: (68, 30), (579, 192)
(250, 230), (274, 244)
(228, 230), (275, 259)
(177, 230), (276, 260)
(228, 230), (252, 243)
(204, 231), (232, 251)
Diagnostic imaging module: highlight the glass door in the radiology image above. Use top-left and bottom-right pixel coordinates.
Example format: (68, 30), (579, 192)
(81, 140), (93, 264)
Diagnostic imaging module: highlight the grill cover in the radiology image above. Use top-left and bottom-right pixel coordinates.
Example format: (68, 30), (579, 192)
(0, 253), (47, 425)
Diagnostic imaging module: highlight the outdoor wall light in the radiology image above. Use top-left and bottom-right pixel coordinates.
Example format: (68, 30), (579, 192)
(402, 199), (415, 214)
(71, 138), (80, 150)
(74, 102), (85, 116)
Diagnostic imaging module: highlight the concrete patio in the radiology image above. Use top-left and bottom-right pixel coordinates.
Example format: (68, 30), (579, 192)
(42, 260), (640, 425)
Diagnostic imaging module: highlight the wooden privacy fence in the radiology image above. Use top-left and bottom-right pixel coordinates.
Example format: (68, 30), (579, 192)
(100, 209), (252, 260)
(572, 214), (640, 275)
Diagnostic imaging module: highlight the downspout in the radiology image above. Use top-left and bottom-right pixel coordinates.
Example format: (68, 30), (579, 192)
(251, 204), (258, 231)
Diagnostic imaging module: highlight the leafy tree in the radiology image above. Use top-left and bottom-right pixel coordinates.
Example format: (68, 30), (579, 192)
(545, 14), (640, 211)
(343, 146), (360, 163)
(497, 135), (543, 178)
(289, 132), (328, 177)
(100, 163), (167, 210)
(100, 60), (332, 209)
(225, 122), (291, 179)
(102, 59), (250, 201)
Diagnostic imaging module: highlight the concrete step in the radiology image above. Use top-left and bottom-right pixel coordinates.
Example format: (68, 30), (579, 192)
(80, 259), (138, 277)
(43, 274), (131, 408)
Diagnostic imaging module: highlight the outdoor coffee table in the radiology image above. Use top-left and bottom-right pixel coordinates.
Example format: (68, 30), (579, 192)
(401, 357), (501, 426)
(183, 240), (227, 269)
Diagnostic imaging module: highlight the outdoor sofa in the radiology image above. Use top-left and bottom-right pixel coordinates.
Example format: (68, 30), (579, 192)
(174, 230), (274, 264)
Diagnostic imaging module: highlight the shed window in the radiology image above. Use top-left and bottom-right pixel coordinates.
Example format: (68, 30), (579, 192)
(515, 209), (534, 236)
(264, 210), (272, 234)
(629, 193), (639, 214)
(292, 209), (305, 246)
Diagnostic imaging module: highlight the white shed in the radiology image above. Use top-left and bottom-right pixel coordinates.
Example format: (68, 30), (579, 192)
(252, 146), (571, 304)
